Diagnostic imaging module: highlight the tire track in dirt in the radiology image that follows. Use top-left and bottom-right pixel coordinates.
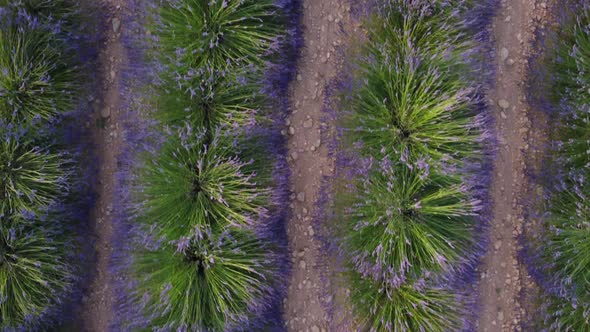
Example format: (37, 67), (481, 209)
(477, 1), (550, 331)
(284, 1), (353, 331)
(78, 1), (126, 330)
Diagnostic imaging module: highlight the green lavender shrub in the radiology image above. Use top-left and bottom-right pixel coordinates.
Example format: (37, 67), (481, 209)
(0, 26), (77, 125)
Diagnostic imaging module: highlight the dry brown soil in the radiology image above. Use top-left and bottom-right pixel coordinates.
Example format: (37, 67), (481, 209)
(284, 0), (356, 331)
(78, 1), (126, 330)
(476, 1), (551, 331)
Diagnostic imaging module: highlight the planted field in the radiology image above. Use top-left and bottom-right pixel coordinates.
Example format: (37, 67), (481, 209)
(1, 0), (588, 331)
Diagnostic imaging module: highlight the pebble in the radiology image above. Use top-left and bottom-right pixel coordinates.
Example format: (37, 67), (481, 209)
(101, 107), (111, 118)
(112, 18), (121, 33)
(500, 111), (507, 119)
(500, 48), (509, 62)
(494, 240), (502, 250)
(297, 192), (306, 202)
(289, 126), (296, 135)
(311, 326), (320, 332)
(498, 99), (510, 109)
(303, 119), (314, 128)
(299, 260), (307, 270)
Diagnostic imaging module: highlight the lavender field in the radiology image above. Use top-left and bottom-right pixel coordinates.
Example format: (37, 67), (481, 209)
(0, 0), (586, 331)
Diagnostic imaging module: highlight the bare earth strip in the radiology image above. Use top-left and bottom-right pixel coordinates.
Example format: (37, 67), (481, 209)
(477, 1), (551, 331)
(284, 1), (354, 331)
(78, 1), (126, 330)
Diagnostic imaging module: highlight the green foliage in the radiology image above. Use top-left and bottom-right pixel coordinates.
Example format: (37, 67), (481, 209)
(132, 225), (277, 331)
(0, 137), (69, 216)
(139, 127), (269, 244)
(157, 0), (284, 70)
(350, 273), (464, 332)
(0, 214), (73, 329)
(347, 2), (482, 164)
(345, 160), (477, 284)
(0, 26), (77, 125)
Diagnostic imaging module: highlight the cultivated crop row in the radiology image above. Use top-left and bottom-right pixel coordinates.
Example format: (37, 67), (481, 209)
(326, 1), (494, 330)
(528, 3), (590, 330)
(114, 0), (300, 330)
(0, 0), (94, 330)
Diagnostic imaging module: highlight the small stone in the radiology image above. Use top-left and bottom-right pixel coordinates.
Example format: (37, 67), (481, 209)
(112, 18), (121, 33)
(291, 152), (299, 160)
(498, 99), (510, 109)
(500, 48), (509, 62)
(303, 119), (313, 128)
(297, 74), (302, 81)
(289, 126), (296, 135)
(494, 240), (502, 250)
(297, 192), (305, 202)
(299, 260), (307, 270)
(500, 111), (507, 119)
(101, 107), (111, 118)
(308, 226), (315, 237)
(311, 326), (320, 332)
(506, 58), (515, 66)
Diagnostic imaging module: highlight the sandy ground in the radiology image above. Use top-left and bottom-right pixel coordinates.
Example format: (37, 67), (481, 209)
(476, 1), (551, 331)
(78, 1), (125, 330)
(284, 0), (354, 331)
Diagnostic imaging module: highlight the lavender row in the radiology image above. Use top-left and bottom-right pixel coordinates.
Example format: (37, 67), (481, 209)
(524, 2), (590, 330)
(322, 1), (496, 330)
(0, 1), (98, 330)
(111, 0), (301, 330)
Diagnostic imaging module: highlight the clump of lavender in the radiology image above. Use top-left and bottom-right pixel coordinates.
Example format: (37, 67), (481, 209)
(131, 224), (281, 331)
(137, 124), (270, 239)
(345, 157), (479, 289)
(156, 0), (286, 70)
(531, 5), (590, 329)
(347, 0), (486, 165)
(156, 65), (265, 130)
(0, 22), (77, 126)
(0, 208), (75, 330)
(332, 0), (492, 330)
(0, 132), (71, 216)
(350, 273), (465, 332)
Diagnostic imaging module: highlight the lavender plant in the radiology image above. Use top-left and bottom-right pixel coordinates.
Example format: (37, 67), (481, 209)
(130, 225), (281, 331)
(0, 213), (75, 331)
(156, 0), (285, 70)
(347, 0), (484, 164)
(137, 125), (269, 239)
(345, 157), (479, 288)
(0, 133), (70, 216)
(350, 273), (464, 332)
(0, 25), (77, 125)
(156, 66), (264, 130)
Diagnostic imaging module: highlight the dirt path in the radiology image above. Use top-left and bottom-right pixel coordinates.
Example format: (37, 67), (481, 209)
(284, 1), (353, 330)
(78, 1), (126, 330)
(477, 1), (550, 331)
